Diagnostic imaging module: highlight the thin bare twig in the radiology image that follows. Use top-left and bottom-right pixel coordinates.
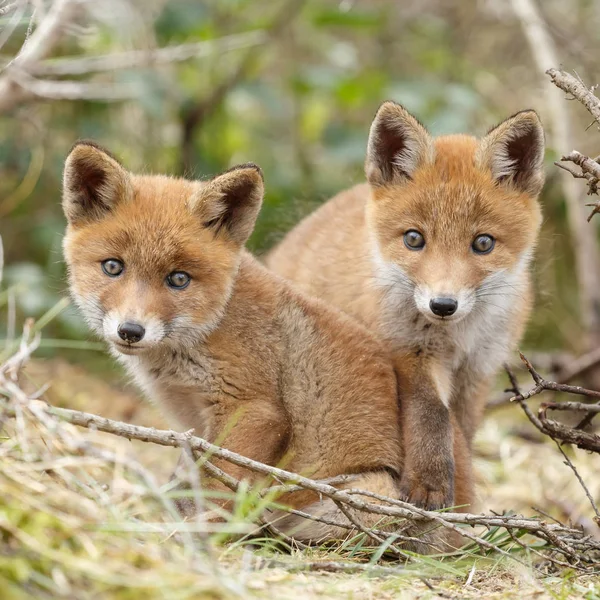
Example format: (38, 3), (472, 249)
(553, 441), (600, 525)
(3, 397), (598, 564)
(508, 353), (600, 454)
(547, 68), (600, 127)
(27, 30), (267, 76)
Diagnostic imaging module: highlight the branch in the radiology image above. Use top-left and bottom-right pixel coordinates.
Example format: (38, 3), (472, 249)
(9, 70), (138, 101)
(0, 0), (79, 112)
(512, 352), (600, 402)
(508, 353), (600, 454)
(555, 152), (600, 217)
(3, 397), (599, 564)
(27, 31), (267, 76)
(546, 68), (600, 128)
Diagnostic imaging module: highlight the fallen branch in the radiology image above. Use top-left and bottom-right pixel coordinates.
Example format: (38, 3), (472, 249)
(2, 397), (598, 565)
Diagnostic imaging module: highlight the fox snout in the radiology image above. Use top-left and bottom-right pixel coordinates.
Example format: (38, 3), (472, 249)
(429, 297), (458, 318)
(413, 286), (475, 323)
(117, 321), (146, 344)
(101, 311), (166, 354)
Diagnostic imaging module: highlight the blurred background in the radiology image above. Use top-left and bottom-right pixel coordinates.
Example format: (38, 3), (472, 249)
(2, 0), (600, 372)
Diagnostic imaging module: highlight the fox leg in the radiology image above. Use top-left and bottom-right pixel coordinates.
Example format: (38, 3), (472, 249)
(394, 353), (456, 510)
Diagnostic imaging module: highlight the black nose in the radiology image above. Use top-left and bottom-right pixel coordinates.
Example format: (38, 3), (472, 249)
(117, 322), (146, 343)
(429, 297), (458, 317)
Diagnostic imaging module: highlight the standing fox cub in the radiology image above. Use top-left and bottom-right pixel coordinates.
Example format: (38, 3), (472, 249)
(61, 141), (408, 543)
(268, 102), (544, 510)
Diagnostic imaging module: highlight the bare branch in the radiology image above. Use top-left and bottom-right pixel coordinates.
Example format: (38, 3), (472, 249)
(507, 353), (600, 455)
(9, 70), (138, 101)
(27, 30), (267, 76)
(546, 68), (600, 128)
(0, 0), (79, 112)
(3, 396), (598, 564)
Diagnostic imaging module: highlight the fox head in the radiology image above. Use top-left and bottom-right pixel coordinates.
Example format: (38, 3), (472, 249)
(365, 101), (544, 326)
(62, 141), (263, 355)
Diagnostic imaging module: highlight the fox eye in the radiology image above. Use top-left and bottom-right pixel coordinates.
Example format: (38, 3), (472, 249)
(166, 271), (191, 289)
(404, 230), (425, 250)
(101, 259), (124, 277)
(472, 234), (495, 254)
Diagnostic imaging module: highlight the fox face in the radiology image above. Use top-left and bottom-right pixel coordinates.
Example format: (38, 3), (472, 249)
(365, 102), (544, 326)
(62, 142), (263, 355)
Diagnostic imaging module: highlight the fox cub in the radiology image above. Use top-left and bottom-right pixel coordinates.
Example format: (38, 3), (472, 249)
(267, 102), (545, 510)
(61, 141), (410, 543)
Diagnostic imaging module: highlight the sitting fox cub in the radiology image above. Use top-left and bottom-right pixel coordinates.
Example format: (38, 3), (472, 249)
(62, 141), (412, 543)
(268, 103), (545, 510)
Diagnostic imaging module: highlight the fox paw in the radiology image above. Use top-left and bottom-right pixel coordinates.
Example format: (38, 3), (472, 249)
(399, 475), (454, 511)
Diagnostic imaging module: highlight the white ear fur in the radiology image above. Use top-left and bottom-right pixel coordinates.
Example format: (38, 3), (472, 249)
(62, 141), (132, 225)
(365, 101), (434, 186)
(476, 110), (545, 196)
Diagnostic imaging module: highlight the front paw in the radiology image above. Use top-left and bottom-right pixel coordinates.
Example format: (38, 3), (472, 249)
(399, 470), (454, 511)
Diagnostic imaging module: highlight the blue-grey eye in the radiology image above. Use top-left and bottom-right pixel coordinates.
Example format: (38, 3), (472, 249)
(472, 234), (495, 254)
(404, 230), (425, 250)
(166, 271), (191, 289)
(101, 259), (124, 277)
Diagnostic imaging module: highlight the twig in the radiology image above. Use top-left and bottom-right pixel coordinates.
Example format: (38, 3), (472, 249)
(512, 353), (600, 401)
(547, 68), (600, 127)
(509, 353), (600, 453)
(3, 397), (598, 563)
(556, 152), (600, 212)
(552, 441), (600, 524)
(0, 0), (79, 112)
(28, 31), (267, 76)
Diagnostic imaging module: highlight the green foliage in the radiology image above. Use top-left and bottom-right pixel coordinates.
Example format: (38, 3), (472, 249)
(0, 0), (594, 360)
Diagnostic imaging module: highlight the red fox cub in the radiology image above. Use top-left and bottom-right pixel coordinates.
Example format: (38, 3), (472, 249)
(61, 141), (414, 544)
(267, 102), (544, 510)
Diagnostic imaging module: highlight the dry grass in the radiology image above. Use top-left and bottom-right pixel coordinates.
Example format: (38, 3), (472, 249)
(0, 356), (596, 599)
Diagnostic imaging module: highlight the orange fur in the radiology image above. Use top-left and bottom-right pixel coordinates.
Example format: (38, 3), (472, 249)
(61, 141), (447, 550)
(267, 103), (545, 510)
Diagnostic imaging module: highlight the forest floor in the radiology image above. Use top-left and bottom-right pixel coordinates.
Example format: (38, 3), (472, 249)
(1, 357), (598, 600)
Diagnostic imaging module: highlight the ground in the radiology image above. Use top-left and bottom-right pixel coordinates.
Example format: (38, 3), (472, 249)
(1, 357), (598, 599)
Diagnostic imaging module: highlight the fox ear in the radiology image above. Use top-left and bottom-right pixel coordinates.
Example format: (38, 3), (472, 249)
(194, 163), (264, 246)
(63, 141), (132, 225)
(477, 110), (545, 196)
(365, 101), (433, 187)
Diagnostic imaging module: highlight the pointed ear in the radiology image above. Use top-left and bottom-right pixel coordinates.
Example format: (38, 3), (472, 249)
(192, 163), (264, 246)
(476, 110), (545, 196)
(365, 101), (433, 187)
(62, 141), (132, 225)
